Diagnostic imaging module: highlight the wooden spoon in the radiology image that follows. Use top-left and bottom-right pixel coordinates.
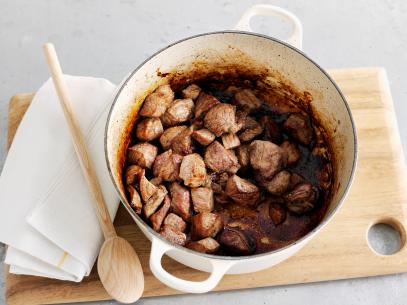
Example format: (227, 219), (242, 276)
(43, 43), (144, 303)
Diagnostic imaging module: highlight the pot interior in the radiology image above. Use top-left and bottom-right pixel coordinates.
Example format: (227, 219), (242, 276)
(105, 31), (356, 247)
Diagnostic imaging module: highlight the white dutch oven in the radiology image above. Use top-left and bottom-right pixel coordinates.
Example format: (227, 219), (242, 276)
(105, 5), (357, 293)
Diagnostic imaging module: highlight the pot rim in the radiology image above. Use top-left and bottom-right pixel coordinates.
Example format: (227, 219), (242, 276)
(104, 30), (358, 261)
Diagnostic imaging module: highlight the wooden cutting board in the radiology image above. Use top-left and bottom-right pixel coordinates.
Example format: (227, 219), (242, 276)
(5, 67), (407, 305)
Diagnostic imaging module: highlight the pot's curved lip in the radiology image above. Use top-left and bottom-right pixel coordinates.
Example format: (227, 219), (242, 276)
(104, 30), (358, 261)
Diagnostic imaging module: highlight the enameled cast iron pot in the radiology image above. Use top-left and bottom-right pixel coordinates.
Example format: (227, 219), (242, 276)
(105, 5), (357, 293)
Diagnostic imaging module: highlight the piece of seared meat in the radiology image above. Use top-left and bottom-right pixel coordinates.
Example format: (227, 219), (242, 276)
(284, 183), (318, 214)
(202, 173), (213, 188)
(161, 98), (194, 126)
(179, 153), (207, 187)
(139, 172), (157, 202)
(186, 237), (220, 254)
(195, 92), (221, 119)
(260, 116), (282, 144)
(160, 225), (187, 246)
(283, 113), (314, 145)
(191, 187), (214, 213)
(249, 140), (286, 179)
(253, 171), (269, 188)
(214, 192), (230, 205)
(171, 126), (194, 156)
(127, 185), (142, 214)
(210, 173), (230, 206)
(265, 170), (291, 195)
(135, 117), (163, 141)
(191, 212), (223, 240)
(159, 125), (188, 150)
(127, 143), (158, 169)
(163, 213), (187, 232)
(204, 141), (240, 173)
(150, 177), (163, 186)
(140, 84), (174, 117)
(226, 150), (241, 174)
(218, 227), (256, 255)
(143, 185), (168, 218)
(190, 118), (204, 130)
(221, 132), (241, 149)
(238, 117), (263, 142)
(204, 103), (238, 137)
(225, 175), (260, 206)
(236, 144), (250, 169)
(182, 84), (201, 100)
(150, 195), (171, 231)
(269, 203), (286, 225)
(124, 164), (144, 185)
(169, 182), (192, 221)
(280, 140), (301, 165)
(211, 172), (230, 190)
(234, 89), (262, 111)
(234, 109), (249, 132)
(153, 149), (183, 182)
(192, 129), (216, 146)
(289, 172), (306, 188)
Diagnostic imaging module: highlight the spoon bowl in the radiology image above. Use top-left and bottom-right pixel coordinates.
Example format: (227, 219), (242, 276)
(98, 236), (144, 303)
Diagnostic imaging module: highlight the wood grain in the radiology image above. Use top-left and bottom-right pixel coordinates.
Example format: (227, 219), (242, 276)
(5, 67), (407, 305)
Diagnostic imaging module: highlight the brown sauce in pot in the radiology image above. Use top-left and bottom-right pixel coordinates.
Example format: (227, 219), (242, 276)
(195, 78), (331, 254)
(122, 73), (333, 256)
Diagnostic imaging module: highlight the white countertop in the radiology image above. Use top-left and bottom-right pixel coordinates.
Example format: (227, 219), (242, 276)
(1, 0), (407, 304)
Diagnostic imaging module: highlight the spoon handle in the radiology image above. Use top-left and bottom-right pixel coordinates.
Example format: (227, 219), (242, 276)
(43, 43), (116, 240)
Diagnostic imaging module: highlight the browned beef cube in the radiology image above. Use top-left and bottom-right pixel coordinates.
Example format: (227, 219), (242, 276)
(225, 175), (260, 206)
(161, 98), (194, 126)
(249, 140), (286, 179)
(204, 103), (237, 137)
(191, 187), (214, 213)
(191, 212), (223, 240)
(160, 125), (188, 150)
(127, 143), (158, 169)
(163, 213), (187, 232)
(135, 117), (163, 141)
(182, 84), (202, 100)
(160, 225), (186, 246)
(179, 153), (207, 187)
(192, 129), (216, 146)
(150, 195), (171, 231)
(265, 171), (291, 195)
(169, 182), (192, 221)
(186, 237), (220, 254)
(127, 185), (142, 214)
(283, 113), (313, 145)
(153, 149), (183, 182)
(218, 227), (256, 255)
(140, 84), (174, 117)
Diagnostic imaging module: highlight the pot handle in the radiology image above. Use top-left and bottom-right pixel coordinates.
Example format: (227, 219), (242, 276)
(234, 4), (303, 50)
(149, 238), (235, 293)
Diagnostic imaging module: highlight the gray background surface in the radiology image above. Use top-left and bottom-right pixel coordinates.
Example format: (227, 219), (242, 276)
(1, 0), (407, 304)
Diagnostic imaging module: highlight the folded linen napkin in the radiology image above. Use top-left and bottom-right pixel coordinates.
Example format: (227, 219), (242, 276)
(0, 75), (120, 281)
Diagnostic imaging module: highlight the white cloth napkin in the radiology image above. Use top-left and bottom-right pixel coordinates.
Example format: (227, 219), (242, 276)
(0, 75), (120, 281)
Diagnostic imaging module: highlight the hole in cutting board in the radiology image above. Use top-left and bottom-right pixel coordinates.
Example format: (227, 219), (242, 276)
(367, 220), (405, 255)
